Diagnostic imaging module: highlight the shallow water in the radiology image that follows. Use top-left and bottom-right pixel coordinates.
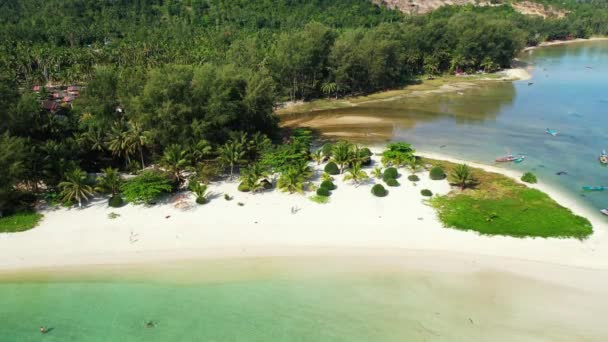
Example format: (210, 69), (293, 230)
(1, 256), (607, 341)
(286, 42), (608, 213)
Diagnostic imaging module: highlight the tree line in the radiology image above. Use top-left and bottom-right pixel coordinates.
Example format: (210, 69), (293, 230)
(1, 0), (608, 216)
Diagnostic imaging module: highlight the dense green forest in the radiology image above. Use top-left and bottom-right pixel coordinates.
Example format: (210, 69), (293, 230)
(1, 0), (608, 217)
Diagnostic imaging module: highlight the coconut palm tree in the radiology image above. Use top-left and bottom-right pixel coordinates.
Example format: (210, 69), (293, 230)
(450, 164), (475, 191)
(95, 167), (122, 196)
(321, 82), (337, 99)
(311, 149), (324, 165)
(407, 157), (422, 175)
(278, 162), (311, 194)
(59, 168), (94, 208)
(191, 139), (213, 164)
(189, 181), (209, 204)
(332, 141), (353, 174)
(161, 144), (190, 185)
(105, 121), (134, 168)
(371, 167), (383, 179)
(218, 140), (245, 178)
(125, 121), (150, 170)
(247, 132), (271, 160)
(239, 163), (269, 193)
(343, 162), (369, 184)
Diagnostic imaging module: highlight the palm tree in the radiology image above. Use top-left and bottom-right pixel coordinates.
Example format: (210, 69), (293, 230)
(161, 144), (190, 185)
(239, 163), (269, 193)
(450, 164), (475, 191)
(105, 121), (133, 168)
(311, 149), (324, 165)
(78, 128), (105, 152)
(332, 141), (353, 174)
(407, 157), (422, 175)
(95, 167), (122, 196)
(321, 82), (337, 99)
(218, 141), (245, 178)
(278, 162), (311, 194)
(59, 168), (94, 208)
(343, 162), (369, 184)
(191, 139), (213, 164)
(371, 167), (383, 179)
(126, 121), (150, 170)
(189, 181), (209, 204)
(247, 132), (271, 160)
(321, 172), (333, 182)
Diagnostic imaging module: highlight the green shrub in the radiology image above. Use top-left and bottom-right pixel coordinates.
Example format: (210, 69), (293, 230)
(309, 195), (330, 204)
(421, 189), (433, 197)
(196, 196), (209, 205)
(385, 178), (400, 187)
(224, 194), (233, 201)
(320, 180), (336, 190)
(358, 147), (373, 165)
(108, 195), (124, 208)
(121, 171), (172, 205)
(371, 184), (388, 197)
(384, 167), (399, 179)
(324, 161), (340, 175)
(521, 172), (537, 184)
(316, 187), (331, 197)
(0, 211), (43, 233)
(321, 143), (333, 158)
(429, 166), (446, 180)
(408, 175), (420, 182)
(238, 182), (250, 192)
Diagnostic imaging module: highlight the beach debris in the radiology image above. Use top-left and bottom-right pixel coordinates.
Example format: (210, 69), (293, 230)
(546, 128), (559, 136)
(165, 215), (171, 219)
(129, 231), (139, 244)
(108, 212), (120, 219)
(556, 171), (568, 176)
(469, 318), (475, 325)
(290, 206), (300, 214)
(237, 202), (245, 206)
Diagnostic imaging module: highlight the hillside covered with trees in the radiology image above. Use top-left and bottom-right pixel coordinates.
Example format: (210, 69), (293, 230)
(1, 0), (607, 218)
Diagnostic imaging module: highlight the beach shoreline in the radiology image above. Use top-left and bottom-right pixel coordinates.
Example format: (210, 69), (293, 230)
(0, 150), (605, 276)
(523, 36), (608, 51)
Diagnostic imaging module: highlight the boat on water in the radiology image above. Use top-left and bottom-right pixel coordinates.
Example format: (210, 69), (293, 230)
(496, 154), (525, 163)
(546, 128), (559, 136)
(601, 209), (608, 216)
(582, 186), (607, 191)
(600, 150), (608, 165)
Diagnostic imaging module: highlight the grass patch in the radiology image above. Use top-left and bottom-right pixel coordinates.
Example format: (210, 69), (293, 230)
(0, 211), (43, 233)
(423, 158), (593, 239)
(309, 195), (330, 204)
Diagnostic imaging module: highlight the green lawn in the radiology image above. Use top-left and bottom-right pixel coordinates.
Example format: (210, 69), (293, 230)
(0, 211), (43, 233)
(425, 159), (593, 240)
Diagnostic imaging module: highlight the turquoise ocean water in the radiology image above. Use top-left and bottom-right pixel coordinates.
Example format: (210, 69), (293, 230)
(1, 257), (606, 341)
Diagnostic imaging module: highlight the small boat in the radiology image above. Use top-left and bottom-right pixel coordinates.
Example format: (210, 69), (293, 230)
(496, 155), (517, 162)
(600, 150), (608, 165)
(496, 154), (525, 163)
(582, 186), (607, 191)
(546, 128), (559, 136)
(601, 209), (608, 216)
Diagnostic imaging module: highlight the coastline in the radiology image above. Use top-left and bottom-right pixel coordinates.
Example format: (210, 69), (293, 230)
(523, 36), (608, 51)
(1, 150), (606, 276)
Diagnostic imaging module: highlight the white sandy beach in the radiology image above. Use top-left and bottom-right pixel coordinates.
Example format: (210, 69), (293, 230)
(0, 151), (606, 279)
(523, 37), (608, 51)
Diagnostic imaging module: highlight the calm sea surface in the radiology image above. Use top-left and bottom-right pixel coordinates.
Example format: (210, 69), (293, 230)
(1, 256), (606, 341)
